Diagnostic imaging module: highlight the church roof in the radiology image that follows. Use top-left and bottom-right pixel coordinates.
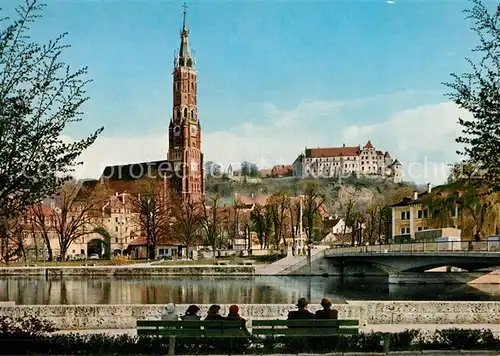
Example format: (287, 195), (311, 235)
(364, 140), (374, 149)
(100, 160), (171, 181)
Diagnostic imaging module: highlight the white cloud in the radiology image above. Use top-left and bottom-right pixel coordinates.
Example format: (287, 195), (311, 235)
(72, 96), (472, 186)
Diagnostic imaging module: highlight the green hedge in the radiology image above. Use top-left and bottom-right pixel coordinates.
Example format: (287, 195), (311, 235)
(0, 317), (498, 354)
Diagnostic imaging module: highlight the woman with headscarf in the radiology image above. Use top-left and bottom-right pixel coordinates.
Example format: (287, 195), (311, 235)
(161, 303), (179, 321)
(205, 305), (225, 321)
(181, 304), (201, 321)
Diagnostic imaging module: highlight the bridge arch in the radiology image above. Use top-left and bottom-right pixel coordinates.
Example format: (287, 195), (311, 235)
(324, 251), (500, 274)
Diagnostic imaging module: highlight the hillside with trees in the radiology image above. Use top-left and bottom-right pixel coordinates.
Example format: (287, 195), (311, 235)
(206, 175), (415, 214)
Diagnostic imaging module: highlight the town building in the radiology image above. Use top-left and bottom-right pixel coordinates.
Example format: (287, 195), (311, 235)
(389, 183), (461, 242)
(292, 141), (403, 183)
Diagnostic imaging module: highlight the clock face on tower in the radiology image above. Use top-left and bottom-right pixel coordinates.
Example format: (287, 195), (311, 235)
(190, 124), (198, 137)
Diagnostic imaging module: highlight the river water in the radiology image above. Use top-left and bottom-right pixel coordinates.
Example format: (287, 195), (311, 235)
(0, 276), (498, 305)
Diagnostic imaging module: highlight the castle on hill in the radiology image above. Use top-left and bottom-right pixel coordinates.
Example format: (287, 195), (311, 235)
(292, 141), (402, 183)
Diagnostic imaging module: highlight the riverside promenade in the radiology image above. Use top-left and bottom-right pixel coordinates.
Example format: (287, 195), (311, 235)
(1, 301), (498, 333)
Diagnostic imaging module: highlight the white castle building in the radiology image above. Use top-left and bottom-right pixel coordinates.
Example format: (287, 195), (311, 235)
(292, 141), (403, 183)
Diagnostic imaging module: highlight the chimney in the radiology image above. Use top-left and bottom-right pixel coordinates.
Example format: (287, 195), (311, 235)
(413, 191), (418, 200)
(427, 183), (432, 193)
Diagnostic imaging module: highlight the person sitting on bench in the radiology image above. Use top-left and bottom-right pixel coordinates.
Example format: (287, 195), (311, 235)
(315, 297), (338, 320)
(204, 304), (225, 329)
(181, 304), (201, 328)
(287, 298), (315, 328)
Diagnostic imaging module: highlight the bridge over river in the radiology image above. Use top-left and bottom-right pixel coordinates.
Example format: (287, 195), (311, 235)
(280, 241), (500, 284)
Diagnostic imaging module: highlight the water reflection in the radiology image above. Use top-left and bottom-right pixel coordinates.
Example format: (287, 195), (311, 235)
(0, 276), (498, 305)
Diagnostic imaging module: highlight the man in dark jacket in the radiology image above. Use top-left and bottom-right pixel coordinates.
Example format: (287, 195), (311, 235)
(315, 297), (338, 319)
(287, 298), (315, 322)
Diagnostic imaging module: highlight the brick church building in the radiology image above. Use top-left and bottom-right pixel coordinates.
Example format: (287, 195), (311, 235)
(97, 5), (205, 202)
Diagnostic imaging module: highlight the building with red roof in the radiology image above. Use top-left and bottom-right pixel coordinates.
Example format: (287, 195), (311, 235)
(292, 141), (402, 182)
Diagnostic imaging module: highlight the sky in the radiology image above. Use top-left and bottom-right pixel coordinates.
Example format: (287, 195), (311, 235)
(3, 0), (492, 184)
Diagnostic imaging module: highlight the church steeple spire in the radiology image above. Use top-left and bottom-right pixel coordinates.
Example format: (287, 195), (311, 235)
(168, 2), (203, 203)
(176, 2), (194, 68)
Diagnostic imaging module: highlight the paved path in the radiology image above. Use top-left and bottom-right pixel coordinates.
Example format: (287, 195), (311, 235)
(255, 246), (328, 275)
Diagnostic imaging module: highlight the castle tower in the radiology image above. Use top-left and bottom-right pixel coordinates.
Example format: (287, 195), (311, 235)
(167, 3), (204, 202)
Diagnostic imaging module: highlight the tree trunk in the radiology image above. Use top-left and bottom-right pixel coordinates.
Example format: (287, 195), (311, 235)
(34, 233), (39, 262)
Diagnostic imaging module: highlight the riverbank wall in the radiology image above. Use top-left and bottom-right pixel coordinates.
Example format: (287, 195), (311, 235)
(0, 301), (498, 331)
(0, 265), (254, 276)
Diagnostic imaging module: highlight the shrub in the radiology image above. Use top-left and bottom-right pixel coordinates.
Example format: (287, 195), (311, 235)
(0, 316), (57, 336)
(389, 328), (421, 351)
(0, 319), (498, 355)
(430, 328), (499, 350)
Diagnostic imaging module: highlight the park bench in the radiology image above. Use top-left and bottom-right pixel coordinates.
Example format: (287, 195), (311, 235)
(251, 319), (360, 352)
(240, 260), (255, 266)
(215, 261), (229, 265)
(136, 318), (359, 354)
(136, 320), (249, 355)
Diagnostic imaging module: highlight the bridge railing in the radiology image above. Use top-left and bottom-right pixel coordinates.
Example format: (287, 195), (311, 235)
(325, 241), (498, 256)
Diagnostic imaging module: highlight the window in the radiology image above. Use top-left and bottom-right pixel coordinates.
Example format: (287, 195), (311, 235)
(417, 227), (422, 231)
(115, 238), (118, 243)
(406, 211), (410, 219)
(115, 226), (118, 232)
(423, 209), (428, 218)
(400, 228), (405, 234)
(417, 210), (422, 219)
(115, 217), (118, 223)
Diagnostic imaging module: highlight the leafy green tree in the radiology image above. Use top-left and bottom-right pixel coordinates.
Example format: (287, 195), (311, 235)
(0, 0), (103, 218)
(444, 0), (500, 191)
(240, 161), (259, 177)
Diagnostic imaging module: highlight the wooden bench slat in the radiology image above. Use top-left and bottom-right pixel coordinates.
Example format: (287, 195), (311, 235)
(252, 319), (359, 327)
(137, 320), (243, 328)
(253, 328), (359, 336)
(137, 328), (249, 338)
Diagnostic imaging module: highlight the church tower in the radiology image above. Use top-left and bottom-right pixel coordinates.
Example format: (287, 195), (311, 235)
(167, 4), (204, 202)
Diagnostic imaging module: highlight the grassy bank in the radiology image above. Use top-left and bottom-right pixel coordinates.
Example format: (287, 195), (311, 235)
(0, 255), (277, 268)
